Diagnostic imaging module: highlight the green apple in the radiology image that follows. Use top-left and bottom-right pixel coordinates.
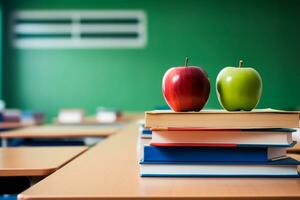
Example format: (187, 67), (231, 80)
(216, 60), (262, 111)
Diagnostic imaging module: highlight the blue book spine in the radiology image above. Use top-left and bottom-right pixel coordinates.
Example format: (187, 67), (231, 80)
(139, 125), (152, 135)
(140, 157), (300, 165)
(143, 146), (273, 162)
(142, 128), (152, 135)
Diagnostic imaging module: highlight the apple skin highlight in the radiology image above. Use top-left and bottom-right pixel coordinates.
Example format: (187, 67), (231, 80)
(162, 60), (210, 112)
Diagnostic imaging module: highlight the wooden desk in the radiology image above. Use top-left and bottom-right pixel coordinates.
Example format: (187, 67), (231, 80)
(0, 125), (118, 146)
(0, 122), (25, 131)
(288, 142), (300, 153)
(0, 147), (87, 177)
(54, 112), (144, 125)
(19, 123), (300, 200)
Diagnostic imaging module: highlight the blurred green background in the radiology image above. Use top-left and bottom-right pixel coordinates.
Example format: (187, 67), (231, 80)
(1, 0), (300, 119)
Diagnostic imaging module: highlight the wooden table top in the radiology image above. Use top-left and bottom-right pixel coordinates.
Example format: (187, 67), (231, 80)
(53, 112), (144, 125)
(288, 142), (300, 153)
(0, 122), (24, 130)
(0, 125), (118, 139)
(19, 122), (300, 200)
(0, 146), (87, 177)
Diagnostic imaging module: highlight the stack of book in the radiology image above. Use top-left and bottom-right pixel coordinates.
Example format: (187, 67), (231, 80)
(139, 109), (300, 177)
(0, 109), (45, 125)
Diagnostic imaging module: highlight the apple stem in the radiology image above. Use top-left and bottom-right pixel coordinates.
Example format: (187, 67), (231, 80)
(185, 57), (189, 67)
(239, 60), (243, 68)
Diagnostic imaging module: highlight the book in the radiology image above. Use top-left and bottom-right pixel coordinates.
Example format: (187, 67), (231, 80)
(142, 145), (288, 162)
(3, 109), (21, 122)
(288, 142), (300, 153)
(145, 109), (300, 129)
(21, 111), (44, 125)
(137, 137), (151, 159)
(139, 125), (152, 139)
(137, 123), (152, 159)
(150, 129), (294, 147)
(288, 130), (300, 153)
(140, 157), (300, 177)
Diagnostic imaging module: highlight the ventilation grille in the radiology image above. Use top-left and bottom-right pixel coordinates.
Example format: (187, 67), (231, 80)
(12, 10), (147, 48)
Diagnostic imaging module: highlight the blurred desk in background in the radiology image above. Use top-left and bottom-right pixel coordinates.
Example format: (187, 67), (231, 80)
(0, 122), (24, 131)
(0, 122), (35, 147)
(0, 113), (143, 147)
(53, 112), (144, 126)
(0, 125), (118, 147)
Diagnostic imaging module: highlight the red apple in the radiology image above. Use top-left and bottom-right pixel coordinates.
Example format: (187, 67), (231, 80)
(162, 58), (210, 112)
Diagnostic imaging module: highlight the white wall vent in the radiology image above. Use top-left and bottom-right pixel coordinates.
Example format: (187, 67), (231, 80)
(12, 10), (147, 48)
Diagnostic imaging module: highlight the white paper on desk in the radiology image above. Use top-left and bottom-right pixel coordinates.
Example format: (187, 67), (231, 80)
(96, 111), (117, 123)
(58, 111), (83, 124)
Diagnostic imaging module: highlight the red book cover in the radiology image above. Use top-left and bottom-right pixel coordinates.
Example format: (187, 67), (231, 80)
(151, 127), (241, 131)
(150, 142), (237, 147)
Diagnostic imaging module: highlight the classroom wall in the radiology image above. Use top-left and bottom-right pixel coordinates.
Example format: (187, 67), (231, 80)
(2, 0), (300, 119)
